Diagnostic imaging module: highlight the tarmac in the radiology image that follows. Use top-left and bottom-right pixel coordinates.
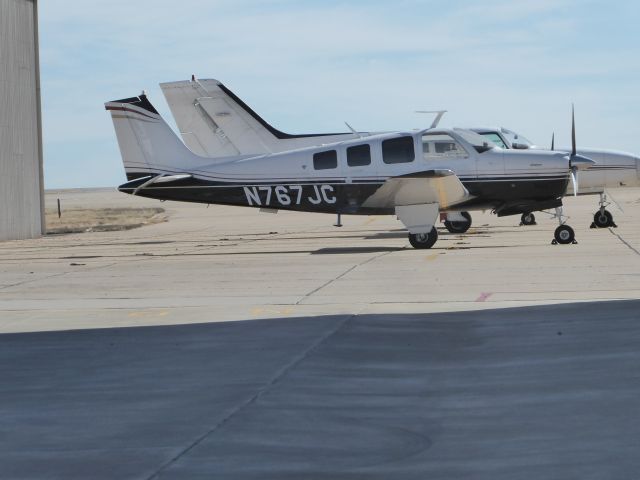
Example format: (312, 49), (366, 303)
(1, 187), (639, 479)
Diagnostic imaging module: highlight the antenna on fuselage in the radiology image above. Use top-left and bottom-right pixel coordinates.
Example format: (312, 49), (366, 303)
(415, 110), (448, 129)
(344, 121), (363, 138)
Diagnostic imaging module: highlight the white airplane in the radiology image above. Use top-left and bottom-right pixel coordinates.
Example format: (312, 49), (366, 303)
(105, 89), (594, 249)
(161, 78), (639, 233)
(470, 127), (640, 228)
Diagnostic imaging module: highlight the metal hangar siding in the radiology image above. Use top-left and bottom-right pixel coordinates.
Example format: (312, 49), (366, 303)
(0, 0), (44, 241)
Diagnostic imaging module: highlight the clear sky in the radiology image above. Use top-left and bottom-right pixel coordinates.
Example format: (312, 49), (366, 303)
(39, 0), (640, 189)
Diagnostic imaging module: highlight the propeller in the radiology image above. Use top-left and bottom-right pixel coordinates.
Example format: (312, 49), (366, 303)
(550, 132), (555, 151)
(567, 104), (595, 196)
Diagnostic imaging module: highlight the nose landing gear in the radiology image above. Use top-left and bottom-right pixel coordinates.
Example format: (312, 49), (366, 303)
(591, 193), (617, 228)
(551, 207), (578, 245)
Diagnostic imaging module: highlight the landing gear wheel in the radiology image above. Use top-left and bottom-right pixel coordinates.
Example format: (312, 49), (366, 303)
(444, 212), (472, 233)
(592, 209), (614, 228)
(408, 227), (438, 249)
(553, 225), (575, 245)
(520, 212), (536, 226)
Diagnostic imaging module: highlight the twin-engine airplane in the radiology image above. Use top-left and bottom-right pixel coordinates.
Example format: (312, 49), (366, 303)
(106, 89), (594, 249)
(469, 127), (640, 228)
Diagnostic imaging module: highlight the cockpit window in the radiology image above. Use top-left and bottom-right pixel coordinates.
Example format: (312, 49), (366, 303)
(500, 128), (534, 149)
(453, 129), (496, 153)
(422, 133), (468, 159)
(479, 132), (507, 149)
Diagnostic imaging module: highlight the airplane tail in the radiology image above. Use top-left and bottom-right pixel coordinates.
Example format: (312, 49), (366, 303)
(160, 78), (356, 157)
(105, 94), (206, 180)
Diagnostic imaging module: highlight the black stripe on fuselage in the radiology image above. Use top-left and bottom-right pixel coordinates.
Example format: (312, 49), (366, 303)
(119, 173), (569, 216)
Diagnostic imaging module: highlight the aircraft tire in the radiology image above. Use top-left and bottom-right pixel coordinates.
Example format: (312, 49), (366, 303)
(593, 210), (614, 228)
(554, 225), (575, 245)
(408, 227), (438, 249)
(520, 212), (536, 226)
(444, 211), (472, 233)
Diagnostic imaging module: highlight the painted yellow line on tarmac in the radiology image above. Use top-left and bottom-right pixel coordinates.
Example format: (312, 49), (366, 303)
(128, 310), (169, 318)
(251, 307), (294, 316)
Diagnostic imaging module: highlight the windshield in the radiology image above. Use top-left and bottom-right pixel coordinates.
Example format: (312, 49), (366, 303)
(453, 128), (497, 153)
(479, 132), (507, 149)
(500, 128), (534, 148)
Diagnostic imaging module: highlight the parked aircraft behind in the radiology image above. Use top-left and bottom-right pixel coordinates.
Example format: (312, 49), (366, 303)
(470, 127), (640, 228)
(106, 90), (594, 249)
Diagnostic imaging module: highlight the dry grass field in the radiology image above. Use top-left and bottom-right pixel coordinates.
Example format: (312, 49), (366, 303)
(44, 207), (167, 234)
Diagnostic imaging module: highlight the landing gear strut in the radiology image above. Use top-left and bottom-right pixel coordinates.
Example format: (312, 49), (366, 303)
(408, 227), (438, 249)
(444, 211), (472, 233)
(551, 207), (577, 245)
(520, 212), (536, 226)
(591, 193), (616, 228)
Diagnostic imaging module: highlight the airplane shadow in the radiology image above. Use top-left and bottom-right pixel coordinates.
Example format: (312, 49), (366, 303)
(311, 246), (405, 255)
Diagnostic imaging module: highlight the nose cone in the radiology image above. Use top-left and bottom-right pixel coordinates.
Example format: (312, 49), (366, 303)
(569, 153), (596, 170)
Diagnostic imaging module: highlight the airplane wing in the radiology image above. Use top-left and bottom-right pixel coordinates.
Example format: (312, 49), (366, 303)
(362, 169), (469, 209)
(362, 169), (470, 234)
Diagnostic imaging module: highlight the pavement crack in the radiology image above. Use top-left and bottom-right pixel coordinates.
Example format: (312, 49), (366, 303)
(295, 249), (397, 305)
(145, 313), (356, 480)
(609, 228), (640, 257)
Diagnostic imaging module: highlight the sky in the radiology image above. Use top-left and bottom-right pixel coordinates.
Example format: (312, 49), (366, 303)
(39, 0), (640, 189)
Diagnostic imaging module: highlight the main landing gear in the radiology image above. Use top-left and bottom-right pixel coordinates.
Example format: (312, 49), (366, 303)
(591, 193), (617, 228)
(443, 211), (472, 233)
(551, 207), (577, 245)
(408, 227), (438, 249)
(520, 212), (537, 226)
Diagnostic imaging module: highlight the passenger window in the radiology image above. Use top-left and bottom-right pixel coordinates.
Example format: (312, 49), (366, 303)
(347, 144), (371, 166)
(422, 134), (467, 159)
(313, 150), (337, 170)
(382, 136), (415, 164)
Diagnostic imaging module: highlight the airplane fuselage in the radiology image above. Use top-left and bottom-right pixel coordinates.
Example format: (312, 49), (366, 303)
(119, 129), (571, 217)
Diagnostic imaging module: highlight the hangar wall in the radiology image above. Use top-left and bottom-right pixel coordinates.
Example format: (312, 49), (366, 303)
(0, 0), (44, 241)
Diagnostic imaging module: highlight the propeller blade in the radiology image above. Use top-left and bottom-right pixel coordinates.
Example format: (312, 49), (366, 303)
(570, 167), (578, 197)
(571, 104), (576, 157)
(551, 132), (555, 151)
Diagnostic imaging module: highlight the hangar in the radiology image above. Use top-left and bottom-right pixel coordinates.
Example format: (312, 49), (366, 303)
(0, 0), (44, 241)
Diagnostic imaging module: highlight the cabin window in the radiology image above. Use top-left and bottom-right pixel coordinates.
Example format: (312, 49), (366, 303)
(347, 144), (371, 166)
(382, 136), (415, 164)
(422, 133), (467, 159)
(313, 150), (337, 170)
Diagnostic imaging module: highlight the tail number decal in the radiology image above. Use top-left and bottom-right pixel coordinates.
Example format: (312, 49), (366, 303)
(244, 185), (336, 206)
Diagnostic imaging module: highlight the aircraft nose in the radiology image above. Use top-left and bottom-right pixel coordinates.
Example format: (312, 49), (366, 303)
(569, 153), (596, 170)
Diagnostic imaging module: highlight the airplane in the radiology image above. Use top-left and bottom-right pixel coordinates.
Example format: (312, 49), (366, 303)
(469, 127), (640, 228)
(160, 78), (638, 233)
(105, 90), (594, 249)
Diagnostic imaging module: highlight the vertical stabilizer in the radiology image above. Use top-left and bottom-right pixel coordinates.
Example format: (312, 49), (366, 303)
(105, 94), (205, 180)
(160, 79), (359, 157)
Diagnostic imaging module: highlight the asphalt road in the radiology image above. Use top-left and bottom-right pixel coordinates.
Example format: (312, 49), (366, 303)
(1, 300), (639, 479)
